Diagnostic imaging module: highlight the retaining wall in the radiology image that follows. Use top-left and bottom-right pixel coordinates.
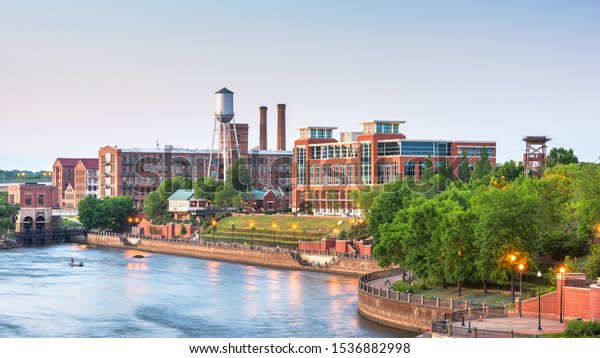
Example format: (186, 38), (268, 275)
(84, 234), (379, 276)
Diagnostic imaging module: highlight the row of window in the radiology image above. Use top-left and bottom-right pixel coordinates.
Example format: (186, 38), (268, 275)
(309, 163), (359, 186)
(458, 147), (494, 157)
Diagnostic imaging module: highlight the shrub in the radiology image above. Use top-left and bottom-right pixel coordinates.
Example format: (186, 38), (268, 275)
(391, 281), (414, 294)
(564, 320), (600, 337)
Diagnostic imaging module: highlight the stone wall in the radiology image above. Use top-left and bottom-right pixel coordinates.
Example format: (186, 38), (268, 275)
(83, 234), (380, 276)
(358, 290), (451, 333)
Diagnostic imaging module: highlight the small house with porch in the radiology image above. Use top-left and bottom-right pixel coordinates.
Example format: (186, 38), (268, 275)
(167, 189), (206, 220)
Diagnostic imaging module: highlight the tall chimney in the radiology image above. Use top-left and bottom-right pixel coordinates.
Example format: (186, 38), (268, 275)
(259, 106), (268, 150)
(277, 104), (286, 151)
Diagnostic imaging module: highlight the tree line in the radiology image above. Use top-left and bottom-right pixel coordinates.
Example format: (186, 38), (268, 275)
(356, 149), (599, 290)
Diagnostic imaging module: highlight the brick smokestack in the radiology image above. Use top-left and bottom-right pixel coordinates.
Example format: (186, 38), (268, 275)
(259, 106), (267, 150)
(277, 104), (286, 151)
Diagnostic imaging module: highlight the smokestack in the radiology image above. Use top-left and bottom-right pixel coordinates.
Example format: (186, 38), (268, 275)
(277, 104), (286, 151)
(259, 106), (268, 150)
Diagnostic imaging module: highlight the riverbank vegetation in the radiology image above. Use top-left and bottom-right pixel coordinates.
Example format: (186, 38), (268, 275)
(360, 153), (599, 292)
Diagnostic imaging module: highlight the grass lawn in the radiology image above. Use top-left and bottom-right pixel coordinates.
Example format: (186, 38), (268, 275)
(216, 215), (355, 236)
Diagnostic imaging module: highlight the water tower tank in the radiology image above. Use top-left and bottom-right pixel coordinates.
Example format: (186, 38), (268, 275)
(215, 87), (234, 123)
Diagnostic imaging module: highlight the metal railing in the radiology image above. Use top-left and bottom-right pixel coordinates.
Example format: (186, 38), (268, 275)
(431, 321), (535, 338)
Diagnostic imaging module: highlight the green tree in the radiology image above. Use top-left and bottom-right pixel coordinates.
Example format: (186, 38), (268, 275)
(584, 245), (600, 279)
(493, 160), (524, 182)
(471, 147), (493, 183)
(179, 225), (188, 237)
(78, 196), (136, 231)
(0, 193), (18, 234)
(471, 185), (540, 292)
(458, 151), (470, 183)
(421, 156), (435, 183)
(194, 176), (223, 203)
(547, 147), (578, 168)
(368, 183), (415, 243)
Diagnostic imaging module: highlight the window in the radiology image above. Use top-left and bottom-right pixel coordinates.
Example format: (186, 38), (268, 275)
(38, 194), (44, 206)
(25, 194), (32, 206)
(360, 143), (372, 184)
(401, 142), (435, 156)
(467, 148), (475, 157)
(404, 162), (415, 177)
(296, 147), (306, 185)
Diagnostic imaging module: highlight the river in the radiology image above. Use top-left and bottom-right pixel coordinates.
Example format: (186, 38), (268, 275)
(0, 244), (415, 338)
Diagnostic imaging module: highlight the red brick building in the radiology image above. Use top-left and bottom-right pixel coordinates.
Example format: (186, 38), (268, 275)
(52, 157), (98, 210)
(292, 120), (496, 214)
(8, 183), (60, 233)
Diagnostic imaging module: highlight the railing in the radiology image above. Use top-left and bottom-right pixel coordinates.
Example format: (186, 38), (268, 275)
(431, 321), (535, 338)
(359, 268), (508, 319)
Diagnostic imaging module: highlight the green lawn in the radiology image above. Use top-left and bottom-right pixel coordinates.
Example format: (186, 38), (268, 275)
(212, 215), (356, 240)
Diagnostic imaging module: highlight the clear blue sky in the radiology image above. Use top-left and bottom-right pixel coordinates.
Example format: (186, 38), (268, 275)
(1, 0), (599, 171)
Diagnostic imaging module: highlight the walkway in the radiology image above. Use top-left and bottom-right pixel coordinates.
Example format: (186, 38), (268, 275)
(368, 274), (566, 335)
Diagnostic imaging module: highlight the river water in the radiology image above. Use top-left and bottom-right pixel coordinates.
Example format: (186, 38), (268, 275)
(0, 244), (415, 338)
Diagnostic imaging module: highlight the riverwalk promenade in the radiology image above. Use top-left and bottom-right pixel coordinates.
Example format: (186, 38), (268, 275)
(367, 274), (566, 336)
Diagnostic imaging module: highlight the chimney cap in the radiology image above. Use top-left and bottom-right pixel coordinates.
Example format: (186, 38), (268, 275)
(260, 106), (268, 110)
(277, 103), (286, 108)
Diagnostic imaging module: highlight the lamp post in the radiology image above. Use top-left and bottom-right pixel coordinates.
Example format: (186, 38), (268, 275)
(510, 255), (516, 303)
(250, 221), (255, 247)
(272, 223), (277, 246)
(518, 263), (524, 318)
(211, 219), (217, 242)
(333, 228), (338, 240)
(231, 223), (235, 244)
(559, 266), (565, 323)
(292, 224), (297, 241)
(537, 270), (542, 330)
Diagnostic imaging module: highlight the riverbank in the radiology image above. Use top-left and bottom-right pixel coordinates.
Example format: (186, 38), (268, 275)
(82, 233), (381, 276)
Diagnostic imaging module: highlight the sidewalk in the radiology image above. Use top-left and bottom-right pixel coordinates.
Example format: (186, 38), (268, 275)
(367, 275), (566, 335)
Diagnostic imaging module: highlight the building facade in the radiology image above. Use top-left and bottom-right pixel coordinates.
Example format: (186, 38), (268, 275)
(98, 144), (294, 210)
(52, 157), (98, 210)
(291, 120), (496, 215)
(8, 183), (60, 233)
(74, 159), (99, 206)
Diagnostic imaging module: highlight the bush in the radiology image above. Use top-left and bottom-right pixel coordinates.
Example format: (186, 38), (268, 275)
(564, 320), (600, 337)
(391, 281), (414, 294)
(215, 211), (231, 220)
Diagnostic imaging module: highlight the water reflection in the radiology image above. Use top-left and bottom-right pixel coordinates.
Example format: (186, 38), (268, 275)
(0, 245), (415, 338)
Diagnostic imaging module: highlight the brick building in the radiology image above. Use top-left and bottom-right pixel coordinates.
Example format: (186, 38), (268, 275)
(291, 120), (496, 214)
(97, 144), (294, 210)
(52, 157), (98, 210)
(8, 183), (60, 233)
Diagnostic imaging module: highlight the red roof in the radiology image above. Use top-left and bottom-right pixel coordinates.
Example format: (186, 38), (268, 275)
(79, 159), (99, 169)
(55, 158), (98, 168)
(55, 158), (81, 167)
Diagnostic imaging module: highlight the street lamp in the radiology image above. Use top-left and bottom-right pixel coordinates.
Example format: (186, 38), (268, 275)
(537, 270), (542, 330)
(272, 223), (277, 246)
(249, 221), (255, 247)
(333, 228), (338, 240)
(292, 223), (297, 241)
(559, 266), (565, 323)
(211, 219), (217, 242)
(231, 223), (235, 244)
(518, 263), (524, 318)
(510, 255), (516, 303)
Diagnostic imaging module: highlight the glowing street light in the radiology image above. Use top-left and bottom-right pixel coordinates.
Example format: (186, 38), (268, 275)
(249, 221), (255, 247)
(292, 223), (297, 241)
(559, 266), (565, 323)
(333, 228), (338, 240)
(272, 223), (277, 245)
(518, 263), (525, 318)
(211, 219), (217, 242)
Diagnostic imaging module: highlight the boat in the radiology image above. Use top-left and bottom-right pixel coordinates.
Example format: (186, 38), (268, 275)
(69, 262), (84, 267)
(133, 254), (144, 259)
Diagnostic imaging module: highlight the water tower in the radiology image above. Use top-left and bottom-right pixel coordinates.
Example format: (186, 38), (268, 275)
(208, 87), (240, 182)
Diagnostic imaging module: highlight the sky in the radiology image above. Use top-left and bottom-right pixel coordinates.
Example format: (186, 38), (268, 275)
(1, 0), (599, 171)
